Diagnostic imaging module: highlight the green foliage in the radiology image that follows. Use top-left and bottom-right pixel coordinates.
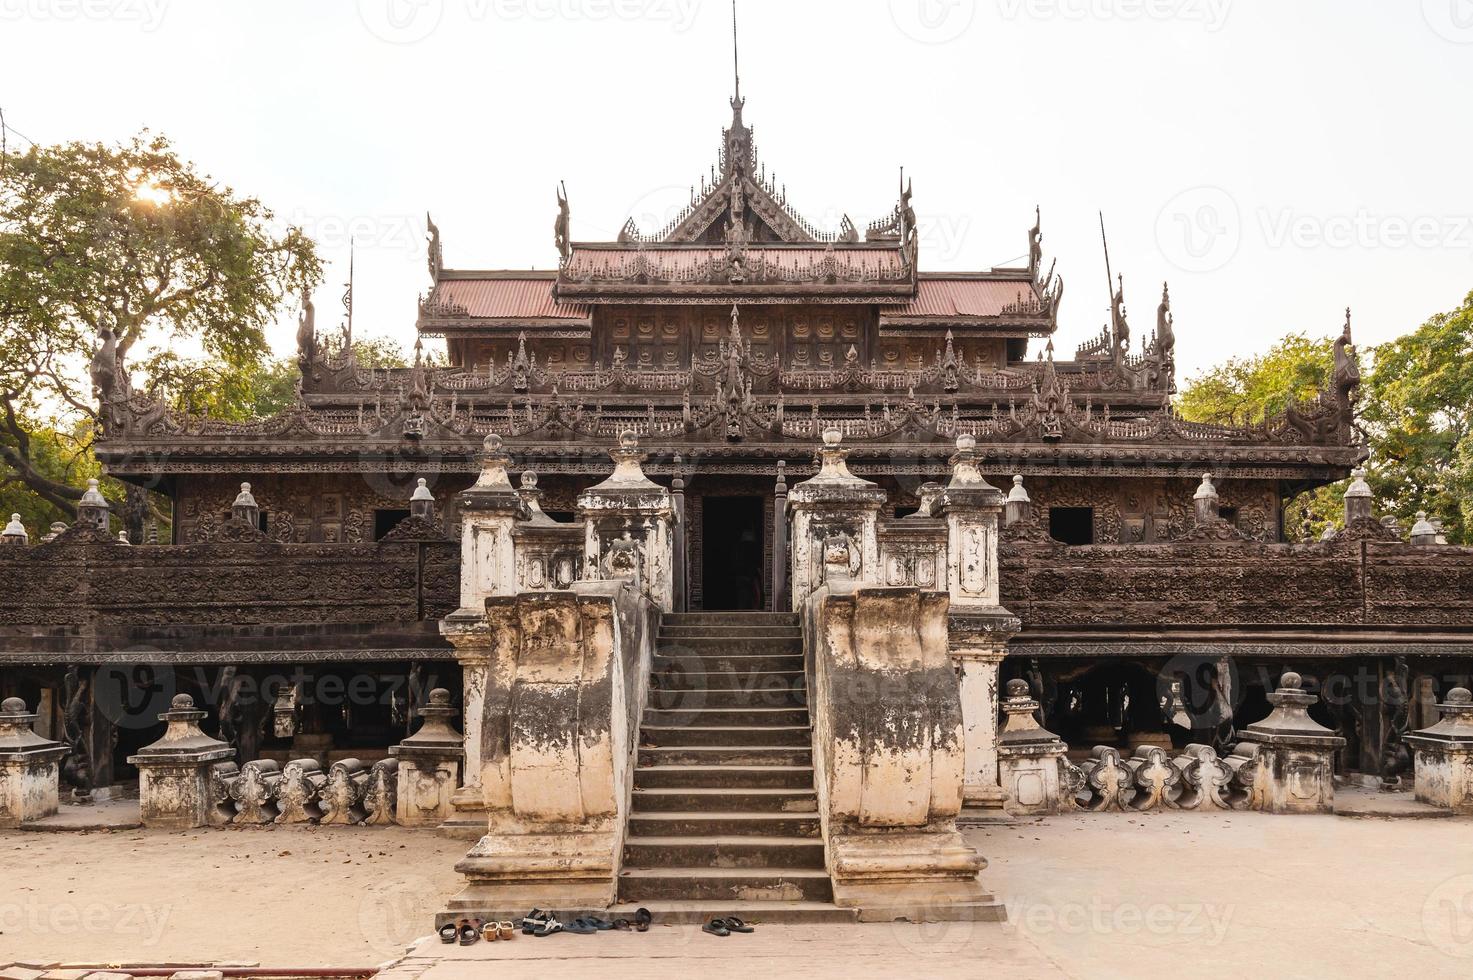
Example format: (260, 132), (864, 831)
(0, 131), (321, 521)
(1176, 334), (1337, 427)
(1359, 290), (1473, 543)
(1178, 294), (1473, 544)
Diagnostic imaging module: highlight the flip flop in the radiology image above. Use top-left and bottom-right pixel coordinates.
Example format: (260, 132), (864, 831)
(585, 916), (615, 931)
(634, 907), (652, 932)
(499, 920), (517, 940)
(459, 918), (482, 945)
(534, 916), (564, 938)
(702, 918), (731, 937)
(723, 916), (754, 933)
(613, 918), (632, 931)
(438, 922), (458, 944)
(565, 917), (598, 934)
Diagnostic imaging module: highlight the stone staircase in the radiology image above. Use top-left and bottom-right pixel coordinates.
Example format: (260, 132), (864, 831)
(613, 611), (856, 923)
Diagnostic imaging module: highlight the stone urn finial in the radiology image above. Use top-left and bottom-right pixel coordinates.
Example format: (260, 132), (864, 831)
(1410, 510), (1438, 546)
(1, 514), (27, 547)
(472, 431), (514, 489)
(410, 477), (436, 520)
(1344, 466), (1373, 523)
(78, 478), (110, 531)
(231, 482), (260, 526)
(947, 432), (994, 489)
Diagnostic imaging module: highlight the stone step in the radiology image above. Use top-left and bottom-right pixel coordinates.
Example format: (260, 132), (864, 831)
(656, 636), (804, 655)
(650, 686), (807, 710)
(660, 624), (803, 639)
(623, 834), (827, 869)
(652, 653), (805, 675)
(651, 669), (807, 693)
(617, 867), (834, 903)
(642, 706), (810, 727)
(628, 810), (822, 838)
(634, 764), (816, 789)
(605, 900), (858, 925)
(639, 745), (813, 767)
(631, 786), (817, 812)
(641, 724), (811, 748)
(662, 612), (801, 627)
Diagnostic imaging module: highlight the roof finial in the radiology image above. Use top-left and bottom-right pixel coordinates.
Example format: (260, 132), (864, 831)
(731, 0), (742, 108)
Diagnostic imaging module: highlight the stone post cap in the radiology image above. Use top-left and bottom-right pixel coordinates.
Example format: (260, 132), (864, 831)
(1007, 476), (1030, 503)
(947, 433), (997, 490)
(392, 687), (465, 757)
(520, 470), (539, 490)
(1, 696), (32, 718)
(1243, 671), (1344, 747)
(232, 483), (257, 509)
(0, 696), (66, 757)
(1408, 687), (1473, 747)
(411, 478), (434, 502)
(160, 692), (208, 723)
(998, 678), (1065, 752)
(470, 432), (515, 490)
(2, 513), (27, 545)
(80, 478), (107, 508)
(1344, 467), (1372, 498)
(1193, 473), (1218, 500)
(1410, 511), (1438, 544)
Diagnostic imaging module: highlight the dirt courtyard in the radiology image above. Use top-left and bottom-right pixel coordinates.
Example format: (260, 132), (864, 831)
(3, 811), (1472, 978)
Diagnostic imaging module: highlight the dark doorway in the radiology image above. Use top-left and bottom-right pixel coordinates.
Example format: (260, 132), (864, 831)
(1049, 507), (1094, 546)
(702, 496), (764, 610)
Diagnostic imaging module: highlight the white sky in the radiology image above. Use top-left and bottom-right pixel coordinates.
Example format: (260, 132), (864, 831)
(3, 0), (1472, 383)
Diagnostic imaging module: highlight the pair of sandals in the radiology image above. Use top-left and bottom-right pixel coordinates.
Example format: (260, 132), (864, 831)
(438, 918), (517, 944)
(702, 917), (755, 937)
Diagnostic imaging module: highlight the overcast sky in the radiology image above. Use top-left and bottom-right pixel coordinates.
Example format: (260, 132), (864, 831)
(3, 0), (1471, 382)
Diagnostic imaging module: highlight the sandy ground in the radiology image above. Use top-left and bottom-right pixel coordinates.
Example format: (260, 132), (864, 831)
(4, 811), (1473, 977)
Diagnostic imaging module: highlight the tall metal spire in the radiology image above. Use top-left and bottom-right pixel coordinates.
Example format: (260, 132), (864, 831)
(731, 0), (742, 106)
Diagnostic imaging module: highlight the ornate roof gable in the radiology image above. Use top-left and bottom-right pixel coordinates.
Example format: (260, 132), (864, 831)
(616, 95), (861, 247)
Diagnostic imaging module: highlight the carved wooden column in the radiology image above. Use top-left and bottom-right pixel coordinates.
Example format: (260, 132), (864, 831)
(771, 461), (788, 612)
(935, 435), (1018, 810)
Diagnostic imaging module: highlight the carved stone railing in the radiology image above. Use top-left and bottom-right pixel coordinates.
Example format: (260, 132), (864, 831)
(804, 585), (999, 920)
(440, 581), (657, 923)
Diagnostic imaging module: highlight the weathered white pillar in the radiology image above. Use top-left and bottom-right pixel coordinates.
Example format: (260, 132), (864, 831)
(0, 697), (68, 827)
(787, 429), (887, 608)
(934, 435), (1018, 809)
(576, 431), (674, 611)
(457, 433), (524, 609)
(441, 432), (524, 836)
(127, 694), (235, 830)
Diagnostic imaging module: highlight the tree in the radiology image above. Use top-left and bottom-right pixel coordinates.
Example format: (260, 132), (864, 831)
(1175, 334), (1337, 427)
(0, 132), (321, 520)
(1178, 295), (1473, 544)
(1176, 333), (1347, 538)
(1359, 290), (1473, 543)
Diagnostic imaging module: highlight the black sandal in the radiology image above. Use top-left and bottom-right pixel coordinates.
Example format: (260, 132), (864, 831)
(634, 907), (652, 932)
(438, 922), (458, 944)
(459, 918), (482, 945)
(723, 916), (754, 933)
(702, 917), (731, 936)
(534, 915), (564, 937)
(521, 909), (551, 934)
(613, 918), (632, 931)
